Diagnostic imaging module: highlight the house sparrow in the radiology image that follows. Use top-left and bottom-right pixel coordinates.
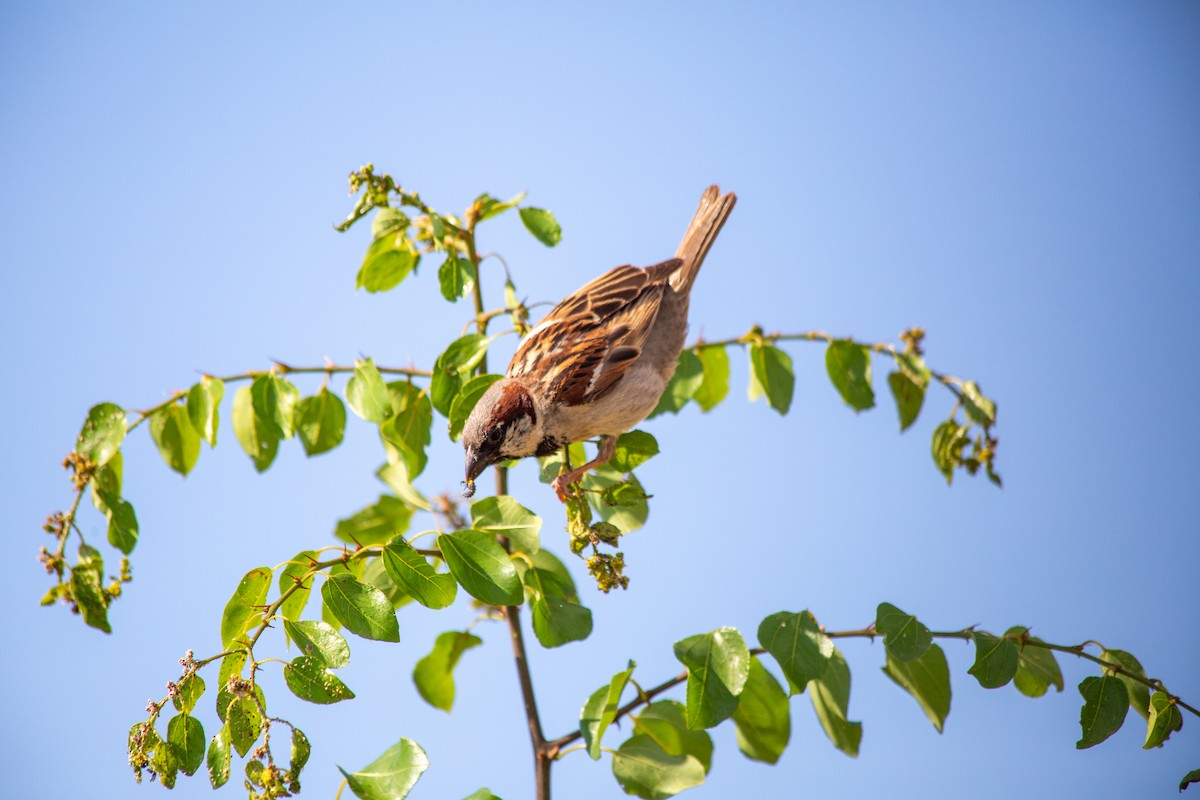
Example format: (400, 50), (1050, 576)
(462, 185), (736, 501)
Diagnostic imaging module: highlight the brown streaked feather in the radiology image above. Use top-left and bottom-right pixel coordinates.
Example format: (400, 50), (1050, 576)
(508, 259), (681, 406)
(670, 186), (737, 294)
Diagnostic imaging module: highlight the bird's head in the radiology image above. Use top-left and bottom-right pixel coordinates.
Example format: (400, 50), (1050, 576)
(461, 378), (542, 497)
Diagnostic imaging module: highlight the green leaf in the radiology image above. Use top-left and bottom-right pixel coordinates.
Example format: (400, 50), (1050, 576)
(462, 791), (502, 800)
(438, 255), (476, 302)
(875, 602), (932, 662)
(228, 693), (263, 757)
(90, 450), (122, 514)
(961, 380), (997, 427)
(335, 495), (413, 546)
(284, 654), (356, 704)
(206, 723), (231, 789)
(632, 701), (713, 774)
(186, 377), (224, 446)
(1102, 648), (1152, 720)
(438, 529), (522, 606)
(825, 340), (875, 411)
(673, 627), (751, 729)
(649, 349), (704, 417)
(1144, 691), (1183, 749)
(693, 345), (730, 412)
(100, 492), (139, 555)
(150, 734), (179, 788)
(931, 419), (969, 484)
(382, 382), (433, 477)
(372, 207), (409, 239)
(168, 713), (205, 776)
(882, 644), (951, 733)
(215, 651), (246, 721)
(525, 567), (593, 647)
(473, 191), (525, 222)
(519, 206), (562, 246)
(412, 631), (483, 711)
(430, 358), (462, 418)
(283, 619), (350, 668)
(470, 495), (541, 553)
(278, 550), (317, 624)
(296, 387), (346, 456)
(149, 403), (201, 476)
(732, 657), (791, 764)
(580, 662), (636, 760)
(1179, 769), (1200, 792)
(76, 402), (126, 466)
(757, 610), (833, 693)
(611, 734), (705, 800)
(377, 460), (431, 512)
(360, 555), (414, 609)
(251, 374), (300, 439)
(748, 343), (794, 415)
(1077, 675), (1130, 749)
(1006, 627), (1064, 698)
(172, 673), (206, 714)
(232, 385), (279, 472)
(346, 358), (393, 423)
(321, 574), (400, 642)
(809, 648), (861, 757)
(70, 546), (111, 633)
(291, 727), (312, 773)
(357, 233), (419, 293)
(449, 373), (503, 441)
(887, 370), (925, 431)
(219, 567), (271, 649)
(382, 540), (457, 609)
(340, 738), (429, 800)
(609, 430), (660, 473)
(439, 334), (490, 375)
(968, 631), (1019, 689)
(583, 467), (650, 533)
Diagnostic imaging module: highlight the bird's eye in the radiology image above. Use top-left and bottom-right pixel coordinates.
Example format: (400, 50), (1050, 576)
(487, 427), (504, 445)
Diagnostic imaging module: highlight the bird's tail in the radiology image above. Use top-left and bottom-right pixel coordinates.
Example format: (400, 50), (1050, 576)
(669, 184), (737, 294)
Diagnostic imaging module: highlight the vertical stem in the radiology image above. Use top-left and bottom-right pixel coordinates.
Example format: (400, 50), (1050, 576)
(467, 223), (550, 799)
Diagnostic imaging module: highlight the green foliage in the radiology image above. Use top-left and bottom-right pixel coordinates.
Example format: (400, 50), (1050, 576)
(731, 657), (791, 763)
(757, 610), (832, 692)
(321, 574), (400, 642)
(882, 645), (952, 733)
(295, 387), (346, 456)
(45, 173), (1193, 799)
(673, 627), (751, 729)
(611, 733), (706, 800)
(76, 402), (126, 466)
(220, 566), (271, 649)
(339, 738), (429, 800)
(808, 649), (863, 757)
(438, 530), (522, 606)
(149, 403), (201, 476)
(581, 662), (636, 759)
(748, 343), (794, 414)
(825, 340), (875, 411)
(382, 539), (457, 609)
(1077, 675), (1130, 749)
(876, 602), (932, 663)
(284, 655), (356, 704)
(412, 631), (482, 712)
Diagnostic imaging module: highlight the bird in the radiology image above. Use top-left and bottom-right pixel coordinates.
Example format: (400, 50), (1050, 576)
(461, 185), (736, 501)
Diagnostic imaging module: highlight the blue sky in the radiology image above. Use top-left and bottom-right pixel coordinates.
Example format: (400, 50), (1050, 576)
(2, 3), (1198, 799)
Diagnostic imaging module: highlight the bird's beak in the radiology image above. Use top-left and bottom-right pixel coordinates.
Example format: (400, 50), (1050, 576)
(463, 446), (483, 498)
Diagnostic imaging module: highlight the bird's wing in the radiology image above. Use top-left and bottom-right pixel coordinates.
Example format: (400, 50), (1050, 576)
(508, 260), (679, 406)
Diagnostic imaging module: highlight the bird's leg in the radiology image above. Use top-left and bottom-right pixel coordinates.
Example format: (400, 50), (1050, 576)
(552, 434), (618, 502)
